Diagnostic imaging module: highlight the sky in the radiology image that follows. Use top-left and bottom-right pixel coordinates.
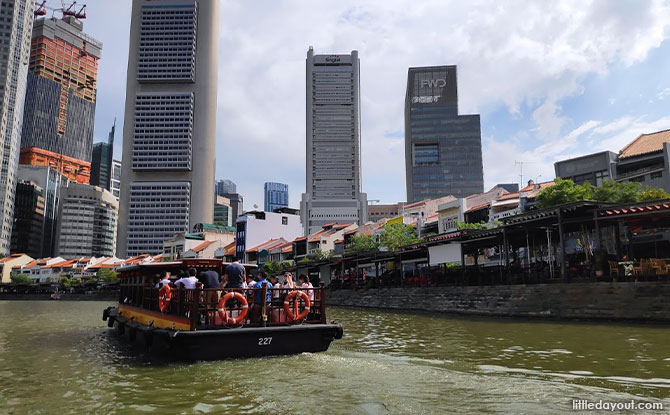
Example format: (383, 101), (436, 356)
(83, 0), (670, 209)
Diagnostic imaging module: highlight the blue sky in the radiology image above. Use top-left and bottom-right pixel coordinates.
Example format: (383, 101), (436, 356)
(84, 0), (670, 209)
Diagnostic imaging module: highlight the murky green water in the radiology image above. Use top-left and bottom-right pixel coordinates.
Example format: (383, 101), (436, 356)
(0, 301), (669, 414)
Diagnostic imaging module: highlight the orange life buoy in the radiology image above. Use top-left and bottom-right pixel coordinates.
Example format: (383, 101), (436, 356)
(158, 284), (171, 313)
(283, 290), (311, 322)
(217, 292), (248, 325)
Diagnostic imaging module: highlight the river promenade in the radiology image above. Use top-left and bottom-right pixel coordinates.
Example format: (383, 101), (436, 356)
(327, 281), (670, 323)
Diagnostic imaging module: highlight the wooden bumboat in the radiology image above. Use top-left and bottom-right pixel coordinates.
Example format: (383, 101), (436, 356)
(102, 259), (343, 361)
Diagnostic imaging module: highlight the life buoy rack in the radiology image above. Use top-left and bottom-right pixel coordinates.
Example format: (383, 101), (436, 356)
(158, 284), (172, 313)
(217, 292), (249, 325)
(283, 290), (311, 322)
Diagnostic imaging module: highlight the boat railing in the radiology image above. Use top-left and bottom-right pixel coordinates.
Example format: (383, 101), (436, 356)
(131, 283), (327, 330)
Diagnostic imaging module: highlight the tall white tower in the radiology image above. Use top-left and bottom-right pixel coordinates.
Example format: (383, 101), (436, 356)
(0, 0), (34, 255)
(117, 0), (219, 257)
(301, 47), (367, 235)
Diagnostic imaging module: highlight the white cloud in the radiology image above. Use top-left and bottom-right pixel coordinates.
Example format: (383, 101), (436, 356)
(84, 0), (670, 207)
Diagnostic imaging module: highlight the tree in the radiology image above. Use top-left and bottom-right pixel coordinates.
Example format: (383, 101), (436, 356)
(97, 268), (118, 282)
(639, 186), (670, 201)
(262, 261), (281, 274)
(313, 249), (334, 260)
(280, 261), (293, 270)
(457, 221), (496, 230)
(380, 223), (421, 252)
(536, 177), (670, 209)
(60, 276), (76, 289)
(345, 234), (379, 254)
(591, 179), (639, 203)
(10, 274), (31, 284)
(535, 178), (594, 208)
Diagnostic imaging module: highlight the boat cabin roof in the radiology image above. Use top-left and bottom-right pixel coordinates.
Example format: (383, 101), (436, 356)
(117, 259), (257, 276)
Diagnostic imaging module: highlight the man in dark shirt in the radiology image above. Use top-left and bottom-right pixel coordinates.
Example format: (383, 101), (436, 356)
(224, 259), (245, 289)
(199, 269), (220, 289)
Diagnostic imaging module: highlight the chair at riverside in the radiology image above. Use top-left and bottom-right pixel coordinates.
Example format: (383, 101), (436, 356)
(651, 259), (668, 277)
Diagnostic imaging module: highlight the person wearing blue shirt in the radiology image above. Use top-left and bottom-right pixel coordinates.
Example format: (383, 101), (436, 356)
(252, 271), (273, 323)
(254, 271), (273, 304)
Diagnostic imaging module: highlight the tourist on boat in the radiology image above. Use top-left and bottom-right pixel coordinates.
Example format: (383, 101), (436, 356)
(199, 268), (221, 289)
(245, 274), (257, 288)
(155, 272), (170, 288)
(283, 272), (296, 290)
(199, 268), (221, 311)
(174, 268), (198, 289)
(254, 271), (273, 303)
(223, 259), (245, 289)
(299, 274), (314, 302)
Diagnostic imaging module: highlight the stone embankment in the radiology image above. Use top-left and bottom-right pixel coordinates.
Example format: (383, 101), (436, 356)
(326, 282), (670, 322)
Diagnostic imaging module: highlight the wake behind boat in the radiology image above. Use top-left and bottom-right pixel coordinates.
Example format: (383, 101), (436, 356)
(102, 259), (343, 361)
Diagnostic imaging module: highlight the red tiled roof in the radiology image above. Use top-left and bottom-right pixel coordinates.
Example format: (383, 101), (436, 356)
(334, 239), (344, 244)
(1, 253), (26, 263)
(322, 222), (337, 228)
(309, 236), (321, 242)
(246, 238), (284, 253)
(343, 229), (358, 236)
(281, 246), (293, 253)
(465, 202), (491, 213)
(428, 232), (461, 242)
(520, 180), (554, 193)
(192, 240), (215, 253)
(402, 200), (427, 209)
(619, 129), (670, 159)
(600, 202), (670, 217)
(293, 236), (307, 242)
(224, 244), (236, 256)
(43, 259), (77, 269)
(333, 222), (354, 229)
(497, 192), (519, 201)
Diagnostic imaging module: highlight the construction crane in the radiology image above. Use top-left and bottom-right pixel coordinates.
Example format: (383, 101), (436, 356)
(34, 1), (47, 17)
(61, 1), (86, 19)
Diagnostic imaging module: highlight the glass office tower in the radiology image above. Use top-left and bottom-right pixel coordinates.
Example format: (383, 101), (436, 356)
(264, 182), (288, 212)
(404, 66), (484, 203)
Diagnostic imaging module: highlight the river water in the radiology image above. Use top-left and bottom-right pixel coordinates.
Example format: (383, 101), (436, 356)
(0, 301), (668, 414)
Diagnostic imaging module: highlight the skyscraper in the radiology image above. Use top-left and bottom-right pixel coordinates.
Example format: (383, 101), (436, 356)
(0, 0), (34, 255)
(90, 120), (115, 190)
(110, 159), (121, 199)
(11, 180), (44, 258)
(405, 66), (484, 203)
(17, 164), (69, 257)
(264, 182), (288, 212)
(215, 179), (236, 196)
(118, 0), (219, 257)
(301, 47), (367, 235)
(20, 16), (102, 166)
(55, 183), (118, 258)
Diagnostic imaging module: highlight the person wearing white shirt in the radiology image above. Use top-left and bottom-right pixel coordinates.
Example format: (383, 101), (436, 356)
(155, 272), (170, 288)
(174, 268), (198, 289)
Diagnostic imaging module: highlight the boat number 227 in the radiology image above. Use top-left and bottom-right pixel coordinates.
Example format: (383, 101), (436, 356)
(258, 337), (273, 346)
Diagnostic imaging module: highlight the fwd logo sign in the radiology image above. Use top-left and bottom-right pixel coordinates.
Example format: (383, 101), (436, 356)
(420, 79), (446, 88)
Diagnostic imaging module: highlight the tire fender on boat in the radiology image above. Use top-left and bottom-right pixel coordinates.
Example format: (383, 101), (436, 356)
(283, 290), (311, 322)
(217, 292), (248, 325)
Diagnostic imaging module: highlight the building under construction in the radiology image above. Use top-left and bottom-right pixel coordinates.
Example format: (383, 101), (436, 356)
(20, 10), (101, 175)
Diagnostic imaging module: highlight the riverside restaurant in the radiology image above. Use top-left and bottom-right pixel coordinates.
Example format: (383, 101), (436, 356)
(309, 199), (670, 288)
